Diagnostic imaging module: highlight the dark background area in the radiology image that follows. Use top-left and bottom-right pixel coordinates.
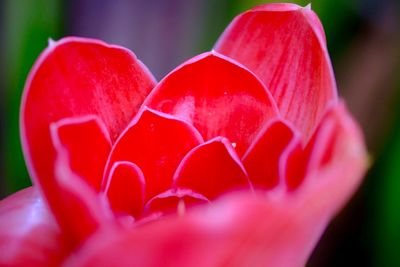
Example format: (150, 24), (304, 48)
(1, 0), (399, 266)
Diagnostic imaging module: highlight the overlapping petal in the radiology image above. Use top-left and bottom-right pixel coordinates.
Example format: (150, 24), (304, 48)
(214, 3), (337, 139)
(243, 120), (297, 189)
(104, 108), (204, 201)
(173, 137), (251, 199)
(103, 161), (145, 218)
(50, 115), (111, 191)
(144, 52), (279, 156)
(62, 102), (367, 267)
(51, 149), (114, 244)
(20, 37), (156, 242)
(6, 4), (368, 266)
(144, 189), (210, 216)
(0, 187), (69, 267)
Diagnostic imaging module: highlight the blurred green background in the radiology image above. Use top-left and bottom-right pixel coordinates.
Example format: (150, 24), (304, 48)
(0, 0), (399, 266)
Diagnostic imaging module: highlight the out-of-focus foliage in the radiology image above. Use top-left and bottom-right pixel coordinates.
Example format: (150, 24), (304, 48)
(374, 79), (400, 267)
(1, 0), (62, 195)
(0, 0), (399, 266)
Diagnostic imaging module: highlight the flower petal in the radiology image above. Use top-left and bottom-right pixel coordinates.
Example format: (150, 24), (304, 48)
(104, 108), (204, 201)
(144, 52), (279, 156)
(214, 3), (337, 139)
(20, 37), (156, 234)
(282, 139), (307, 191)
(51, 149), (115, 244)
(60, 190), (347, 267)
(283, 101), (365, 192)
(62, 102), (367, 267)
(0, 187), (69, 267)
(173, 137), (251, 200)
(50, 115), (111, 192)
(301, 102), (368, 194)
(143, 189), (210, 216)
(103, 161), (145, 218)
(242, 120), (297, 189)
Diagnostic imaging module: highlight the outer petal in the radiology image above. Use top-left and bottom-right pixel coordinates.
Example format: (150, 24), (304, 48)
(143, 52), (279, 156)
(104, 108), (204, 201)
(20, 37), (156, 238)
(214, 3), (337, 139)
(51, 115), (111, 191)
(103, 161), (145, 218)
(173, 137), (251, 199)
(0, 187), (69, 267)
(63, 103), (367, 267)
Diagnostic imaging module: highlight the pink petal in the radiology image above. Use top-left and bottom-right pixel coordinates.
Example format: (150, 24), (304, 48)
(214, 3), (337, 139)
(242, 120), (297, 189)
(298, 101), (368, 216)
(283, 140), (307, 191)
(143, 52), (279, 156)
(143, 189), (210, 216)
(284, 102), (361, 192)
(51, 149), (115, 244)
(50, 115), (111, 192)
(173, 137), (251, 200)
(62, 102), (367, 267)
(304, 103), (346, 171)
(103, 161), (145, 218)
(20, 37), (156, 237)
(104, 108), (204, 201)
(0, 187), (69, 267)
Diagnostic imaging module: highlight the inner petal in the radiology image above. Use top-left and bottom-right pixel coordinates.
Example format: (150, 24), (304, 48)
(173, 137), (251, 200)
(143, 52), (279, 156)
(242, 120), (298, 189)
(103, 107), (203, 201)
(103, 161), (145, 218)
(143, 189), (210, 217)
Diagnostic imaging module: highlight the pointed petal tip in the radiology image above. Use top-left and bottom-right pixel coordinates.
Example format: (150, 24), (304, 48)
(251, 3), (302, 12)
(48, 38), (56, 48)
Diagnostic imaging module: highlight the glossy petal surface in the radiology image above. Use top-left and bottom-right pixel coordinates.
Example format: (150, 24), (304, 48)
(104, 108), (203, 201)
(103, 161), (145, 218)
(20, 37), (156, 238)
(0, 187), (69, 267)
(215, 3), (337, 139)
(51, 116), (111, 191)
(174, 137), (251, 199)
(144, 52), (278, 156)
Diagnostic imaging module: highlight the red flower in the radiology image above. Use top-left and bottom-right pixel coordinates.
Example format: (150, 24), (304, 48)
(0, 3), (367, 267)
